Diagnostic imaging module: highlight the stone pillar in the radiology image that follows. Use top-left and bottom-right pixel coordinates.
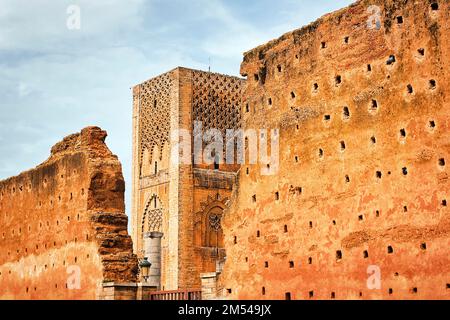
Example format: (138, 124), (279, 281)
(136, 283), (158, 300)
(96, 282), (137, 300)
(144, 231), (163, 289)
(201, 272), (220, 300)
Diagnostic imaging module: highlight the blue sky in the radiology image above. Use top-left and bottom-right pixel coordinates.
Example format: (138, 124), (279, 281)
(0, 0), (354, 217)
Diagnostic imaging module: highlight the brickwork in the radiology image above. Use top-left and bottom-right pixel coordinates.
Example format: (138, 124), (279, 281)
(132, 67), (244, 290)
(222, 0), (450, 300)
(0, 127), (137, 299)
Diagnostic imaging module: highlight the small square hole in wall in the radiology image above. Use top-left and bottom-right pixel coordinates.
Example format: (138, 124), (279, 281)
(275, 192), (280, 200)
(308, 257), (313, 264)
(335, 75), (342, 86)
(336, 250), (343, 261)
(262, 287), (266, 295)
(245, 104), (250, 113)
(245, 257), (248, 262)
(331, 292), (336, 299)
(344, 36), (349, 44)
(234, 236), (237, 244)
(345, 175), (350, 183)
(343, 107), (350, 120)
(367, 64), (372, 72)
(371, 136), (377, 144)
(388, 246), (394, 254)
(358, 215), (364, 221)
(313, 83), (319, 91)
(370, 100), (378, 113)
(397, 16), (403, 24)
(268, 98), (273, 106)
(446, 284), (450, 290)
(227, 289), (232, 294)
(321, 42), (327, 49)
(431, 3), (439, 10)
(324, 114), (331, 121)
(254, 74), (259, 82)
(290, 91), (296, 99)
(340, 141), (346, 151)
(439, 158), (445, 167)
(309, 291), (314, 299)
(407, 84), (413, 94)
(376, 171), (382, 179)
(284, 225), (288, 233)
(318, 148), (324, 159)
(257, 230), (261, 238)
(359, 292), (363, 297)
(404, 206), (408, 213)
(389, 288), (393, 295)
(411, 287), (418, 294)
(295, 156), (299, 163)
(386, 55), (396, 65)
(289, 261), (295, 268)
(400, 128), (406, 139)
(429, 120), (436, 130)
(418, 48), (425, 56)
(265, 261), (269, 268)
(376, 210), (380, 217)
(285, 292), (291, 300)
(333, 220), (337, 225)
(429, 79), (437, 90)
(420, 243), (427, 250)
(402, 167), (408, 176)
(246, 167), (249, 175)
(309, 221), (313, 228)
(252, 195), (257, 203)
(363, 250), (369, 259)
(442, 199), (447, 207)
(277, 65), (282, 73)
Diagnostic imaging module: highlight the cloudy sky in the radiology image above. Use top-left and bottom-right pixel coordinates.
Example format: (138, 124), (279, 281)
(0, 0), (353, 218)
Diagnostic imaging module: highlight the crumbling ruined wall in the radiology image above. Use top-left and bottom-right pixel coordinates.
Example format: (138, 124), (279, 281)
(222, 0), (450, 299)
(0, 127), (137, 300)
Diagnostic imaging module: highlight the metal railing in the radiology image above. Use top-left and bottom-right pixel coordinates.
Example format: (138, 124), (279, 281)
(149, 289), (202, 300)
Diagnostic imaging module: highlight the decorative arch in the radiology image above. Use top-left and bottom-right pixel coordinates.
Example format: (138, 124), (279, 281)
(141, 194), (164, 233)
(140, 142), (169, 178)
(194, 193), (229, 248)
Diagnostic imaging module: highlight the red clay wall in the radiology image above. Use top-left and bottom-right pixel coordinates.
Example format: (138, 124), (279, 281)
(0, 127), (137, 300)
(222, 0), (450, 300)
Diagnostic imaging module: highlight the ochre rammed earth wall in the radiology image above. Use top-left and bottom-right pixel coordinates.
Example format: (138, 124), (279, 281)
(222, 0), (450, 300)
(0, 127), (137, 300)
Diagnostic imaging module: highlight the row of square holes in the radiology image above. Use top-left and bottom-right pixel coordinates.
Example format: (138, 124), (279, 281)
(0, 170), (80, 199)
(2, 214), (84, 239)
(245, 75), (437, 116)
(2, 234), (90, 261)
(0, 254), (88, 279)
(250, 161), (446, 202)
(251, 1), (441, 84)
(282, 284), (449, 300)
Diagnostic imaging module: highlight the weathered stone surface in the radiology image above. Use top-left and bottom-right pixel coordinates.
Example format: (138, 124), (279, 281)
(131, 67), (243, 290)
(222, 0), (450, 300)
(0, 126), (137, 299)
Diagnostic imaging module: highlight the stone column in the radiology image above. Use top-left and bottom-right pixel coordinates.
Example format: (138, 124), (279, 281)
(201, 272), (219, 300)
(144, 231), (163, 289)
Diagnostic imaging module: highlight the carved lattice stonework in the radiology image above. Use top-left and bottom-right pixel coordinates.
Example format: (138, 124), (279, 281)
(138, 72), (173, 168)
(192, 71), (244, 136)
(141, 195), (163, 233)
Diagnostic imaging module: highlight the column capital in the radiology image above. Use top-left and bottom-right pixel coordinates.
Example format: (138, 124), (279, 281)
(144, 231), (164, 239)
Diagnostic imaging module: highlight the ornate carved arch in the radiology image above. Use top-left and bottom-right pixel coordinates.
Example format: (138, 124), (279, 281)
(141, 194), (164, 233)
(194, 193), (229, 248)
